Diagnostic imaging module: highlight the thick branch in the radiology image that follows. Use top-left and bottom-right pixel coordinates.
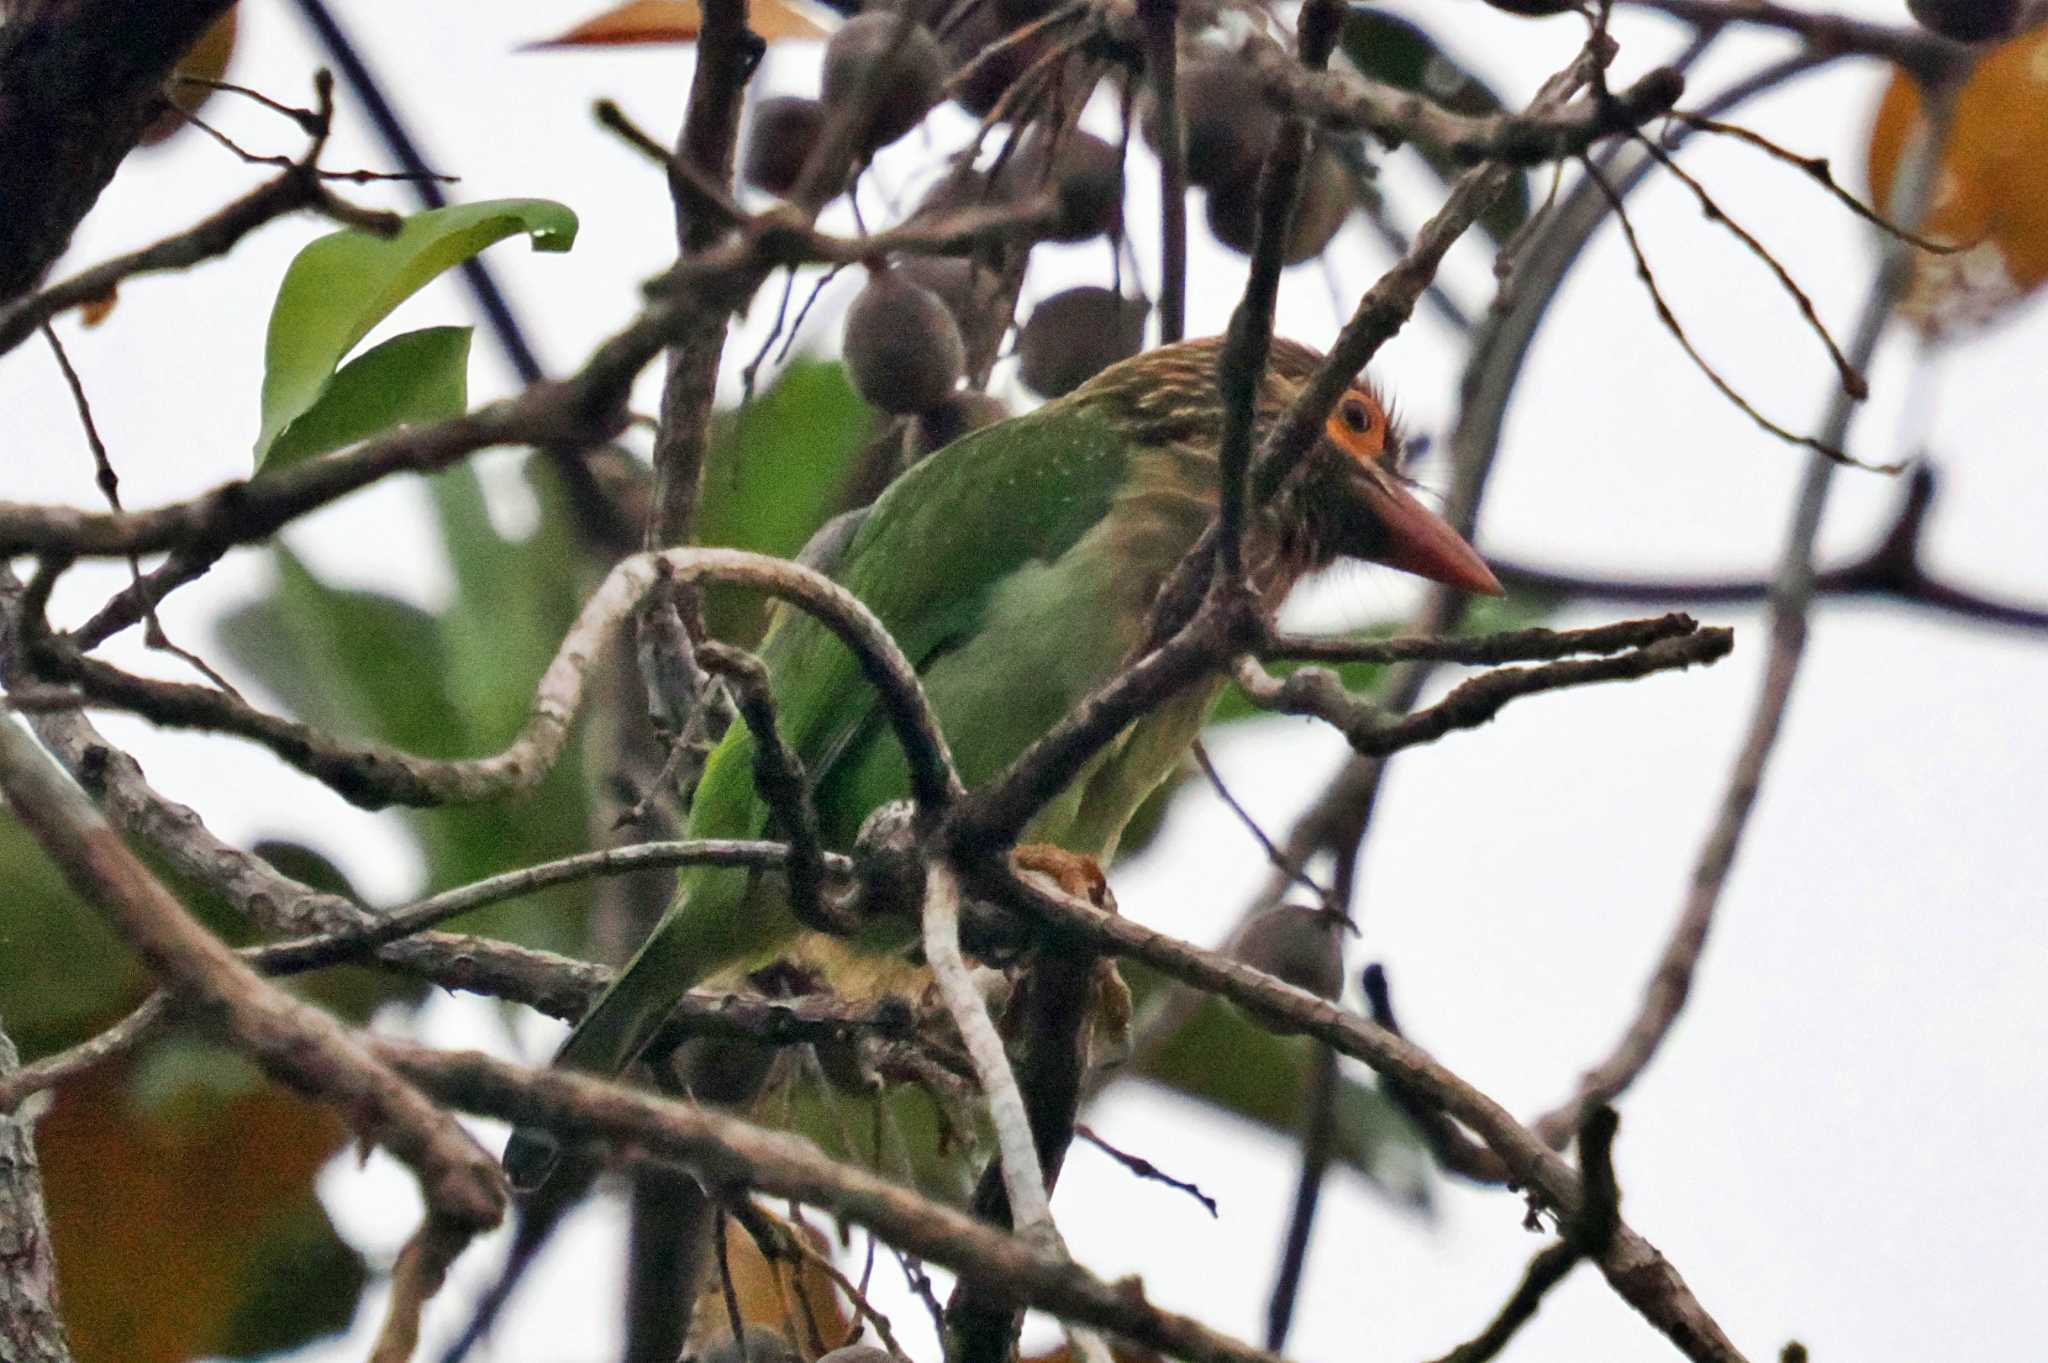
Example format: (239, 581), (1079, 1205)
(0, 718), (505, 1232)
(0, 1025), (73, 1363)
(379, 1039), (1291, 1363)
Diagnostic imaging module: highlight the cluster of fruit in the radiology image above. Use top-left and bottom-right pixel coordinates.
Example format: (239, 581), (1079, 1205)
(733, 2), (1363, 437)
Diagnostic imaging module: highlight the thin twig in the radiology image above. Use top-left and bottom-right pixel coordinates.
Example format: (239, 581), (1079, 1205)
(1233, 627), (1734, 759)
(0, 72), (398, 358)
(1579, 154), (1897, 471)
(1074, 1124), (1218, 1216)
(39, 325), (242, 694)
(1531, 82), (1962, 1150)
(1670, 113), (1959, 254)
(1629, 132), (1866, 398)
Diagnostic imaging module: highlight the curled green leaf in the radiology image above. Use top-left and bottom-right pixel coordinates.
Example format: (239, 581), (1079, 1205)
(255, 198), (576, 463)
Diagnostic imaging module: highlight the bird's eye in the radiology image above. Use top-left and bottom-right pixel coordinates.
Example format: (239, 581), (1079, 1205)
(1339, 398), (1372, 435)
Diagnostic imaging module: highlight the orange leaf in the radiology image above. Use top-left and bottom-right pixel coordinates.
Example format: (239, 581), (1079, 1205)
(524, 0), (823, 49)
(690, 1209), (854, 1357)
(1867, 23), (2048, 339)
(140, 4), (239, 148)
(38, 1051), (360, 1363)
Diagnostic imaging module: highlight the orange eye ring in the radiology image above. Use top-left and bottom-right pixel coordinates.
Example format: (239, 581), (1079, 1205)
(1325, 390), (1388, 463)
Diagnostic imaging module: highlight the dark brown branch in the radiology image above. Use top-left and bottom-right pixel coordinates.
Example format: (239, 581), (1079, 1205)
(66, 545), (224, 650)
(648, 0), (758, 567)
(1215, 0), (1346, 586)
(1615, 0), (1968, 79)
(1248, 43), (1685, 167)
(1074, 1125), (1218, 1216)
(1264, 612), (1706, 667)
(698, 641), (850, 934)
(950, 586), (1252, 852)
(1361, 965), (1510, 1183)
(1235, 626), (1734, 759)
(1487, 470), (2048, 632)
(1248, 43), (1606, 513)
(1425, 1108), (1620, 1363)
(1264, 1041), (1339, 1351)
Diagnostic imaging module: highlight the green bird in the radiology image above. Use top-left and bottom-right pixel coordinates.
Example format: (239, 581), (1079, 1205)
(503, 334), (1499, 1188)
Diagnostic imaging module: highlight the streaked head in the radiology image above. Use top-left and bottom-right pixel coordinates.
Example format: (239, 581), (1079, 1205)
(1070, 336), (1502, 597)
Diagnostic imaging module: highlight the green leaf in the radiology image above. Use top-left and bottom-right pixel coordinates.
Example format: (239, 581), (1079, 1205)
(427, 456), (586, 741)
(217, 1198), (367, 1360)
(1338, 12), (1530, 245)
(215, 537), (594, 954)
(0, 812), (144, 1058)
(697, 359), (877, 645)
(1131, 986), (1431, 1206)
(261, 326), (472, 471)
(256, 198), (576, 461)
(216, 546), (465, 757)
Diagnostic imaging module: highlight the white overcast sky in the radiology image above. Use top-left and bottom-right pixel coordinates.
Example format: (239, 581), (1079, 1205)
(6, 2), (2046, 1362)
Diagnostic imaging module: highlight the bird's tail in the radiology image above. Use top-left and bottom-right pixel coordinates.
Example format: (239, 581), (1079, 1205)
(502, 864), (785, 1190)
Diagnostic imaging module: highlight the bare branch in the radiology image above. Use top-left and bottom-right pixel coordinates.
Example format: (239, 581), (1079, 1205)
(1615, 0), (1968, 79)
(1264, 612), (1707, 667)
(1234, 625), (1734, 759)
(1248, 43), (1686, 167)
(0, 71), (398, 356)
(21, 548), (960, 815)
(379, 1038), (1295, 1363)
(0, 717), (506, 1240)
(1136, 0), (1186, 342)
(1532, 85), (1961, 1148)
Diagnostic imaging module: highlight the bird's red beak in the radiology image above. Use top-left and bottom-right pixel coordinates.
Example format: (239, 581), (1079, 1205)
(1360, 474), (1504, 597)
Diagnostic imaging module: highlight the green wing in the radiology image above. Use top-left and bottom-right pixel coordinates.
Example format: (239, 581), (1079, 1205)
(526, 403), (1138, 1093)
(691, 400), (1140, 844)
